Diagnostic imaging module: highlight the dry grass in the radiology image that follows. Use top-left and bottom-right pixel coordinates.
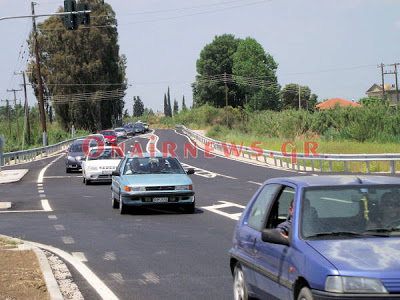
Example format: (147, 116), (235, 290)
(0, 238), (50, 300)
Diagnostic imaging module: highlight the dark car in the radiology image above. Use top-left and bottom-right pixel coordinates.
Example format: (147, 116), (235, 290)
(123, 124), (134, 136)
(65, 139), (86, 173)
(230, 175), (400, 300)
(133, 122), (145, 134)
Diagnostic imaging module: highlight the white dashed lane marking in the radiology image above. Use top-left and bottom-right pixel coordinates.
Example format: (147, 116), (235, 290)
(201, 201), (245, 221)
(103, 252), (116, 261)
(54, 225), (65, 231)
(62, 236), (75, 244)
(72, 252), (88, 262)
(248, 181), (262, 186)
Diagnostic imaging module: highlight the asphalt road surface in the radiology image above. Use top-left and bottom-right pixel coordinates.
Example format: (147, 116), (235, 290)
(0, 129), (322, 299)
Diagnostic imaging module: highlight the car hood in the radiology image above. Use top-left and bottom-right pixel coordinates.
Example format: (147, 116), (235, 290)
(123, 174), (192, 187)
(307, 238), (400, 274)
(84, 159), (121, 167)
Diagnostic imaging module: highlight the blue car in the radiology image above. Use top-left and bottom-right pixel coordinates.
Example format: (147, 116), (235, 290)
(230, 175), (400, 300)
(111, 153), (195, 214)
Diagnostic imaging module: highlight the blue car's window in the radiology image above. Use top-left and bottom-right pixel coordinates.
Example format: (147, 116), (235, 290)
(247, 184), (280, 231)
(124, 157), (185, 175)
(301, 186), (400, 238)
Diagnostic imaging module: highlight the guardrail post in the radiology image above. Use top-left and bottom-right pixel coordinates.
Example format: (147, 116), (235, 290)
(319, 160), (323, 172)
(344, 161), (349, 173)
(311, 160), (314, 172)
(274, 157), (277, 166)
(390, 161), (396, 174)
(329, 161), (332, 172)
(303, 159), (306, 171)
(366, 161), (370, 173)
(297, 159), (300, 170)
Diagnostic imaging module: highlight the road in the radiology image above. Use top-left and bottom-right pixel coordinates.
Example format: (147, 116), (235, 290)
(0, 129), (307, 300)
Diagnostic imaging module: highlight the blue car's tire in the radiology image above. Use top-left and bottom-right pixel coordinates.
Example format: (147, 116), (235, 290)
(233, 263), (249, 300)
(298, 287), (313, 300)
(112, 191), (118, 209)
(119, 194), (127, 214)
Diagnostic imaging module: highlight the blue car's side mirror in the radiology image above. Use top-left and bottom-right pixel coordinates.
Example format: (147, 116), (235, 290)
(186, 168), (195, 175)
(112, 170), (120, 176)
(261, 229), (290, 247)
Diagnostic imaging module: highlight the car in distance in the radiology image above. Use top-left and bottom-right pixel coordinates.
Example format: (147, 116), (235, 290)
(111, 153), (195, 214)
(230, 175), (400, 300)
(65, 139), (86, 173)
(123, 124), (134, 136)
(100, 130), (117, 145)
(114, 127), (127, 139)
(133, 122), (145, 134)
(82, 145), (124, 185)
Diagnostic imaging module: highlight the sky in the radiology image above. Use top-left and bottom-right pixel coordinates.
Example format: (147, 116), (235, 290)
(1, 0), (400, 114)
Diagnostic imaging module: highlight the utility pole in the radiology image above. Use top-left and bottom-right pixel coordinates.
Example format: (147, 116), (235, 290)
(224, 72), (229, 127)
(379, 63), (386, 104)
(32, 2), (47, 146)
(7, 89), (22, 142)
(387, 63), (400, 108)
(15, 72), (31, 146)
(298, 85), (301, 110)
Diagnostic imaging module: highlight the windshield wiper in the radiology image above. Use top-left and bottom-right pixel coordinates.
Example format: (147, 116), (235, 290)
(307, 231), (367, 238)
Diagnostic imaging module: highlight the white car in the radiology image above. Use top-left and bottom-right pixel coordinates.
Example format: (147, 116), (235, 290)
(82, 146), (124, 185)
(114, 128), (127, 139)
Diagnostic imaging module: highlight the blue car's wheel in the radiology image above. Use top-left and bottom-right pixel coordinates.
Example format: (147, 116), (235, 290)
(112, 191), (118, 209)
(119, 193), (127, 214)
(298, 287), (313, 300)
(233, 263), (248, 300)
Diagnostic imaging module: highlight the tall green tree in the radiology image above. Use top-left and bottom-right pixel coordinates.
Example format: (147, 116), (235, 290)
(167, 87), (172, 117)
(27, 0), (127, 132)
(192, 34), (241, 108)
(163, 93), (168, 117)
(182, 95), (187, 111)
(173, 99), (179, 115)
(133, 96), (144, 117)
(232, 37), (280, 111)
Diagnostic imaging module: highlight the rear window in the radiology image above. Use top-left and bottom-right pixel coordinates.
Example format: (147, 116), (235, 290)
(101, 131), (115, 135)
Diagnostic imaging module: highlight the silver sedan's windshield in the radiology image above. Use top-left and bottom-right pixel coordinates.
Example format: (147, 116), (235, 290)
(123, 157), (185, 175)
(301, 185), (400, 239)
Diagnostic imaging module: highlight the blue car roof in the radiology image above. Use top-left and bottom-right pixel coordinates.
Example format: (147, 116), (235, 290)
(267, 175), (400, 187)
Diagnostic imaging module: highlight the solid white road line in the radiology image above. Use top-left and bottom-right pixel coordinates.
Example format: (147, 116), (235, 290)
(38, 154), (64, 183)
(201, 201), (245, 221)
(27, 241), (120, 300)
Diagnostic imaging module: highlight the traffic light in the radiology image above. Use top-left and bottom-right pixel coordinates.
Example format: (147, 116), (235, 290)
(64, 0), (77, 30)
(64, 0), (90, 30)
(77, 3), (90, 25)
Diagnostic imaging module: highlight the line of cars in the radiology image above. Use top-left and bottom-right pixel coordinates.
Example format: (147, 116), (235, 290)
(64, 131), (196, 214)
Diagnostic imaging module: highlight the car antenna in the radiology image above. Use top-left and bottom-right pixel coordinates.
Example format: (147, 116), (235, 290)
(355, 176), (363, 184)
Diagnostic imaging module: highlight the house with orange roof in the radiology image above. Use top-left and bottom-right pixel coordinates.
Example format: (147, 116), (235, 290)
(315, 98), (363, 110)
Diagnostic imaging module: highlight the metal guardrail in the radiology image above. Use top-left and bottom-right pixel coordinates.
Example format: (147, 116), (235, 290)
(0, 136), (87, 167)
(176, 125), (400, 174)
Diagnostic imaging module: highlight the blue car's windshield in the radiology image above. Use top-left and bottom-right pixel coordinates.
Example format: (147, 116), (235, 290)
(301, 185), (400, 239)
(123, 157), (185, 175)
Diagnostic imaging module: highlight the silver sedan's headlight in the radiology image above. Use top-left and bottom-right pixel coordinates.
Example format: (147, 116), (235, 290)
(325, 276), (388, 294)
(175, 185), (193, 190)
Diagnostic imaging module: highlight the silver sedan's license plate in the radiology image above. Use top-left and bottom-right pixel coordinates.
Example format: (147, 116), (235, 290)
(153, 197), (168, 203)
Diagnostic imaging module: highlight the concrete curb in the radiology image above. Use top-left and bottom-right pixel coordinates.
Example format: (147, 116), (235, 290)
(32, 247), (64, 300)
